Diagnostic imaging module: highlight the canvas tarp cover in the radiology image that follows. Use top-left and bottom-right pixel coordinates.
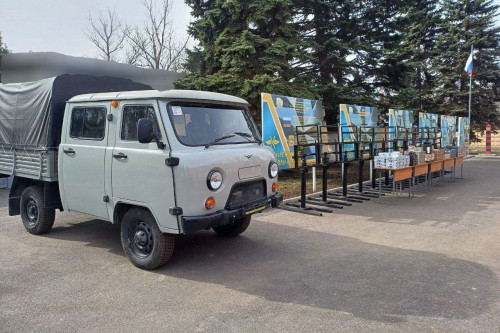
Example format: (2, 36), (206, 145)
(0, 77), (53, 148)
(0, 75), (151, 149)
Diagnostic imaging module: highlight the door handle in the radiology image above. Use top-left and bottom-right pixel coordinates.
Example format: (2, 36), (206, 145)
(63, 148), (75, 155)
(113, 153), (128, 159)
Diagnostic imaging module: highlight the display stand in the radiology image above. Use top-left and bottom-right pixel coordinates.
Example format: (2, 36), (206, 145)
(278, 122), (466, 214)
(281, 152), (333, 216)
(280, 127), (335, 215)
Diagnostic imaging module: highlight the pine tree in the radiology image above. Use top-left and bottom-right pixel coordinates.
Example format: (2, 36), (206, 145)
(434, 0), (500, 133)
(359, 0), (409, 114)
(294, 0), (385, 125)
(179, 0), (500, 132)
(177, 0), (316, 119)
(384, 0), (440, 114)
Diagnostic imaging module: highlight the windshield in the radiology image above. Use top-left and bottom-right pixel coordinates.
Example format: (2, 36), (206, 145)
(167, 103), (261, 147)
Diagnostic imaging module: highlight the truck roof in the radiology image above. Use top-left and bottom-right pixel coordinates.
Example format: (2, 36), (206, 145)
(68, 89), (249, 105)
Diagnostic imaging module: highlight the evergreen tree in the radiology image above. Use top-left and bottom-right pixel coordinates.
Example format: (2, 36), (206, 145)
(382, 0), (440, 114)
(182, 0), (228, 74)
(434, 0), (500, 133)
(177, 0), (316, 118)
(178, 0), (500, 132)
(294, 0), (377, 125)
(360, 0), (409, 115)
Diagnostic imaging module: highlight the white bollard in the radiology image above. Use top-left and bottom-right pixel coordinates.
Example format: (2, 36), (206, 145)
(312, 167), (316, 192)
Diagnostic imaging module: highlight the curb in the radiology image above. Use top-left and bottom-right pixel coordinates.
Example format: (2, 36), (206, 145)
(475, 154), (500, 159)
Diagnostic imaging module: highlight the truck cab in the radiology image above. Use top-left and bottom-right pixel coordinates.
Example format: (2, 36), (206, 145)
(52, 90), (282, 269)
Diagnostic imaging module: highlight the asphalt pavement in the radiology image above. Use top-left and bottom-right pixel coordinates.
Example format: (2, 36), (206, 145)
(1, 157), (499, 332)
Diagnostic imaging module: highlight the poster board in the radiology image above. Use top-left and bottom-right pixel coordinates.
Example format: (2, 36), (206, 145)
(457, 117), (470, 146)
(261, 93), (323, 169)
(388, 109), (414, 146)
(418, 112), (439, 140)
(440, 115), (457, 147)
(339, 104), (378, 159)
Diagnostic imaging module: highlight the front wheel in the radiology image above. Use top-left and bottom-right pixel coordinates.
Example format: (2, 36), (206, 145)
(120, 208), (175, 270)
(20, 186), (55, 235)
(213, 216), (251, 237)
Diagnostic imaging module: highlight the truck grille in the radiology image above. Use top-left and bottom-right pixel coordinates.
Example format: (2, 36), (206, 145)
(226, 180), (266, 210)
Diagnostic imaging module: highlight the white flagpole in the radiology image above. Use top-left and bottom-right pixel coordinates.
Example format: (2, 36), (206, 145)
(468, 45), (473, 122)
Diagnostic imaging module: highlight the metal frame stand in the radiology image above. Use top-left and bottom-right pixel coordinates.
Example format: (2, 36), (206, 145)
(282, 154), (333, 215)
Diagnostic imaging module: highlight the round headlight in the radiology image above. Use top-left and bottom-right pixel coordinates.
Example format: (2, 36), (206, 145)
(207, 170), (223, 190)
(269, 162), (278, 178)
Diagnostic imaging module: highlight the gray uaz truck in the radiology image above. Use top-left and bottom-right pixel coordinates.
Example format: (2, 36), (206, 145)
(0, 75), (282, 269)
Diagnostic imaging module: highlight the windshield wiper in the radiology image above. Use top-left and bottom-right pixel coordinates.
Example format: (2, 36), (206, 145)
(205, 132), (262, 149)
(204, 134), (235, 149)
(233, 132), (262, 144)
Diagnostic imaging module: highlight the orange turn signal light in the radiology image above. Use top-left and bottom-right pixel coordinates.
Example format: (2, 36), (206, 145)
(111, 100), (118, 108)
(272, 183), (279, 192)
(205, 197), (216, 209)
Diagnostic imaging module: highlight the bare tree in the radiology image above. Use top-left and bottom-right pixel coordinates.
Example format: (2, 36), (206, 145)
(125, 42), (142, 66)
(87, 9), (126, 61)
(124, 0), (188, 71)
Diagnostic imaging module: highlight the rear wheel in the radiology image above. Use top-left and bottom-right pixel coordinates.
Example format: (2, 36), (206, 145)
(20, 186), (55, 235)
(213, 216), (251, 237)
(120, 208), (175, 270)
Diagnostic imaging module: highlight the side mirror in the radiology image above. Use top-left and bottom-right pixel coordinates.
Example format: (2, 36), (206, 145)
(137, 118), (154, 144)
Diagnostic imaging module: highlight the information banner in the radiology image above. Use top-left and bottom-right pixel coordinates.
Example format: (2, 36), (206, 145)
(339, 104), (378, 159)
(418, 112), (439, 139)
(261, 93), (323, 169)
(440, 115), (457, 147)
(388, 109), (414, 144)
(457, 117), (470, 146)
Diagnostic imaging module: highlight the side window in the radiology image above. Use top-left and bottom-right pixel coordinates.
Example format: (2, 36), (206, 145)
(70, 107), (106, 140)
(121, 105), (160, 141)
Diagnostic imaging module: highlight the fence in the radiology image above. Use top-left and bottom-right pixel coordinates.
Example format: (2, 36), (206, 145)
(469, 130), (500, 149)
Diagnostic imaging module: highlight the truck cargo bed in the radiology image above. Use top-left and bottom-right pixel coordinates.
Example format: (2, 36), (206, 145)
(0, 146), (58, 182)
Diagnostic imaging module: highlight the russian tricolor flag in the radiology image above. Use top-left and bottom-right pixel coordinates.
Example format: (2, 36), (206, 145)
(464, 52), (473, 75)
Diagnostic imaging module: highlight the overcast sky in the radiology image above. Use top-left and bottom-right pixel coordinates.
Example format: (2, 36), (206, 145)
(0, 0), (191, 58)
(1, 0), (500, 59)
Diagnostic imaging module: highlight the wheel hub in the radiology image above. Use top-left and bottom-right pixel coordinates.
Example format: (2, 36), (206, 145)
(129, 221), (154, 257)
(134, 230), (148, 246)
(26, 199), (38, 225)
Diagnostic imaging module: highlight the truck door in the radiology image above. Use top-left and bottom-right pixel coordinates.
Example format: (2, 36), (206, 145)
(59, 105), (110, 220)
(111, 102), (178, 232)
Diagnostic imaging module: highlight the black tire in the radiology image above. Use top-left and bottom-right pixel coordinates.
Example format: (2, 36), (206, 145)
(20, 186), (55, 235)
(120, 208), (175, 270)
(213, 216), (251, 237)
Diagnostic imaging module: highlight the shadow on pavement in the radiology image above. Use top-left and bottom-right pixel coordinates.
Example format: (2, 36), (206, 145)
(339, 159), (500, 227)
(47, 219), (124, 258)
(42, 217), (499, 323)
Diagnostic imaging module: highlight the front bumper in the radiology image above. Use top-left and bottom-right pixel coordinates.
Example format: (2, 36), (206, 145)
(180, 193), (283, 234)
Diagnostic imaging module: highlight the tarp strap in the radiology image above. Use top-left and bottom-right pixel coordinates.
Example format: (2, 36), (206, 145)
(24, 147), (35, 164)
(38, 151), (43, 180)
(12, 149), (16, 174)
